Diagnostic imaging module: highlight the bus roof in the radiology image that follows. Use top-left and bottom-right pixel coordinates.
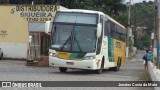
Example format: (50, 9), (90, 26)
(59, 9), (103, 14)
(58, 9), (126, 29)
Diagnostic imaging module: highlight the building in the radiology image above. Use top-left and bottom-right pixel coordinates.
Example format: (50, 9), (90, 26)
(0, 5), (67, 59)
(136, 27), (147, 37)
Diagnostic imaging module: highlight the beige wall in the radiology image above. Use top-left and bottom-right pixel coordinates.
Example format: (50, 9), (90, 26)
(0, 6), (28, 43)
(0, 5), (60, 58)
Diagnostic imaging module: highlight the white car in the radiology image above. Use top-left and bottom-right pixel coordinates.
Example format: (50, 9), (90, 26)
(0, 48), (3, 60)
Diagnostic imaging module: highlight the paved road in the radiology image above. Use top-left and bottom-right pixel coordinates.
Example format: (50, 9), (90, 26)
(0, 50), (154, 90)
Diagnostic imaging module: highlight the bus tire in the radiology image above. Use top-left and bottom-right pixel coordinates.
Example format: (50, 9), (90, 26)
(113, 59), (121, 72)
(59, 67), (67, 73)
(95, 59), (104, 74)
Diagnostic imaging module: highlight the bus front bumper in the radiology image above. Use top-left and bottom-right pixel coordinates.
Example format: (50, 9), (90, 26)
(49, 56), (99, 70)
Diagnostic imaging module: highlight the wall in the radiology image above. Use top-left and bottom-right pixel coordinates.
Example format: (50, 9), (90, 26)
(0, 5), (61, 59)
(148, 62), (160, 90)
(153, 48), (157, 57)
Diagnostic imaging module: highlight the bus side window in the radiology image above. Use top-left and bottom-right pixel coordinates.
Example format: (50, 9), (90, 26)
(116, 26), (121, 40)
(118, 27), (126, 42)
(115, 25), (119, 39)
(104, 21), (111, 36)
(110, 22), (116, 38)
(96, 15), (104, 55)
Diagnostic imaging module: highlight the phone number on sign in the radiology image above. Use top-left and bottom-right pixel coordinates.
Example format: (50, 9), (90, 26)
(26, 18), (52, 22)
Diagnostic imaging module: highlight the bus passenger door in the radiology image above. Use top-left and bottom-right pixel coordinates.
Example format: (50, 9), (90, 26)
(103, 36), (108, 56)
(102, 35), (110, 68)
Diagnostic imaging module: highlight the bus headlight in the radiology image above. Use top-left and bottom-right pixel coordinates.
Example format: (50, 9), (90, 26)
(83, 56), (96, 60)
(49, 52), (57, 57)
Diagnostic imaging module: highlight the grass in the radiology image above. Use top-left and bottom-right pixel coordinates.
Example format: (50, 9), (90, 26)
(140, 71), (152, 81)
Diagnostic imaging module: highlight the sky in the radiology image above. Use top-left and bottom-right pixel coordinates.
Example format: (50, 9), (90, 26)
(124, 0), (154, 4)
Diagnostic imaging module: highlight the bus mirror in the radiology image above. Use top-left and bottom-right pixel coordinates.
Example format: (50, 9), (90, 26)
(97, 23), (102, 38)
(45, 21), (52, 35)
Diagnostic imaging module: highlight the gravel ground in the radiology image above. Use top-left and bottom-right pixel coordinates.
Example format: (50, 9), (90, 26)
(0, 50), (154, 90)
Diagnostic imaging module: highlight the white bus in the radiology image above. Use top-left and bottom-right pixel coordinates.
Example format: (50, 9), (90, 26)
(45, 9), (126, 74)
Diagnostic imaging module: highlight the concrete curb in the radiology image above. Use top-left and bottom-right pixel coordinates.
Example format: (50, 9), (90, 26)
(148, 62), (160, 90)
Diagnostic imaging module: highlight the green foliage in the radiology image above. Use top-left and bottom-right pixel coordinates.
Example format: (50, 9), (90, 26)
(0, 0), (9, 4)
(131, 2), (154, 34)
(137, 34), (150, 49)
(140, 71), (151, 81)
(130, 2), (154, 49)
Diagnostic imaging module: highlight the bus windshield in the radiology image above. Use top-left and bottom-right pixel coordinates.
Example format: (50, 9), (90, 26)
(51, 24), (97, 53)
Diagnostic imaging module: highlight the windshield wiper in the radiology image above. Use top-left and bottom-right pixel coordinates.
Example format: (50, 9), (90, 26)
(73, 32), (82, 52)
(60, 31), (72, 51)
(60, 26), (83, 52)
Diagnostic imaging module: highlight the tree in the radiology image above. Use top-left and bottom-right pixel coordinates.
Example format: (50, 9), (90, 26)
(9, 0), (23, 4)
(130, 2), (154, 49)
(8, 0), (52, 4)
(139, 34), (150, 49)
(0, 0), (9, 4)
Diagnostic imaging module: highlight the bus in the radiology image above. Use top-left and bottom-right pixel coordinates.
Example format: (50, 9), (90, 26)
(45, 9), (126, 74)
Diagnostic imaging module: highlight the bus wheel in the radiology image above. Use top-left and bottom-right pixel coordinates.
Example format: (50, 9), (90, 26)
(59, 67), (67, 73)
(95, 60), (104, 74)
(113, 59), (121, 72)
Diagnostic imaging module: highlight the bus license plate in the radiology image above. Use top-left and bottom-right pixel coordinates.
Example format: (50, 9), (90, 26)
(66, 62), (74, 65)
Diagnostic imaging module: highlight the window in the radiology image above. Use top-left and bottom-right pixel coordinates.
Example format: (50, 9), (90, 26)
(55, 12), (98, 25)
(104, 21), (111, 36)
(110, 22), (126, 42)
(96, 15), (104, 55)
(100, 15), (104, 29)
(110, 22), (116, 37)
(117, 26), (126, 42)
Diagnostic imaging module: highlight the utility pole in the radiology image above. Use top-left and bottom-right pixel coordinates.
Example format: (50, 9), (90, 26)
(128, 0), (131, 27)
(126, 0), (131, 58)
(157, 0), (160, 69)
(153, 0), (157, 65)
(133, 5), (137, 47)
